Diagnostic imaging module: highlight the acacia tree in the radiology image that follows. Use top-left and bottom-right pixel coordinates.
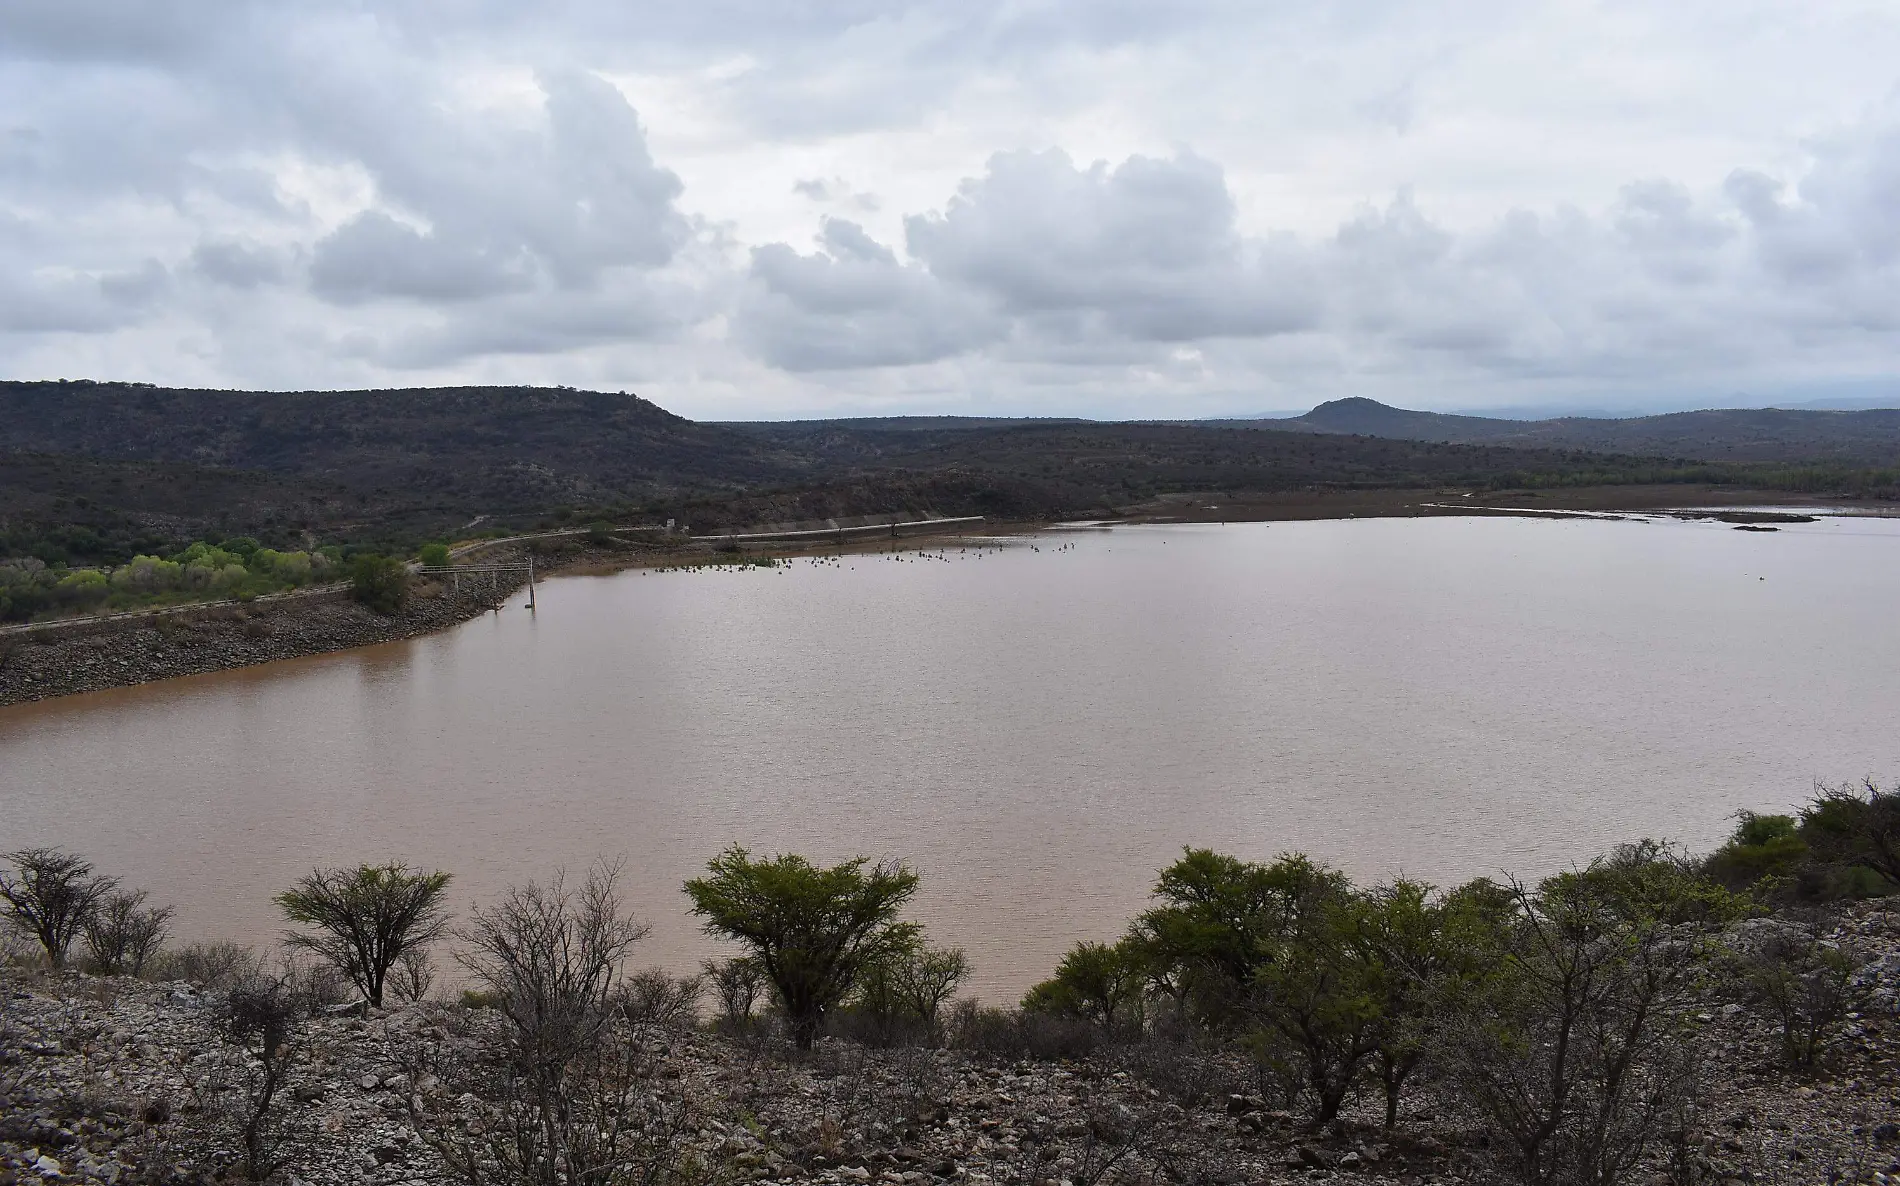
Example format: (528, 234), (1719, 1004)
(1137, 847), (1318, 1025)
(0, 848), (118, 968)
(1245, 857), (1380, 1127)
(1023, 938), (1146, 1033)
(276, 862), (453, 1007)
(893, 943), (970, 1045)
(684, 847), (919, 1050)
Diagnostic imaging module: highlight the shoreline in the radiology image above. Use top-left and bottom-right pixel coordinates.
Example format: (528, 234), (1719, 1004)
(2, 484), (1889, 710)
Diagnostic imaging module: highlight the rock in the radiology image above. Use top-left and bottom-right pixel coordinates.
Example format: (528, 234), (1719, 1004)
(359, 1072), (384, 1091)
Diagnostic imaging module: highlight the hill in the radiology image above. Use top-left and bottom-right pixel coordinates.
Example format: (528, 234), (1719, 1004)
(1230, 397), (1900, 464)
(0, 380), (809, 508)
(7, 381), (1896, 558)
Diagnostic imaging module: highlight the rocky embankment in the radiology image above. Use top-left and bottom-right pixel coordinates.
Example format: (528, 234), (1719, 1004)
(0, 584), (506, 708)
(0, 541), (678, 709)
(4, 904), (1899, 1186)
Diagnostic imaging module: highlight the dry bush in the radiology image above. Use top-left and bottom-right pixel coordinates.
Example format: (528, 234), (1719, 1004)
(185, 973), (311, 1183)
(622, 967), (703, 1030)
(1723, 913), (1866, 1067)
(83, 889), (173, 976)
(946, 1001), (1098, 1061)
(389, 947), (438, 1004)
(395, 860), (727, 1186)
(146, 940), (264, 989)
(703, 957), (767, 1035)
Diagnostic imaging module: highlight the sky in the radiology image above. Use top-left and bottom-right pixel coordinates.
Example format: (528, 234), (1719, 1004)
(4, 1), (1900, 421)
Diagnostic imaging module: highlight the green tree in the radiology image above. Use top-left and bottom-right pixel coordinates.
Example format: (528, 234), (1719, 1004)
(276, 863), (453, 1007)
(1023, 937), (1146, 1033)
(349, 553), (412, 614)
(1348, 877), (1516, 1130)
(0, 848), (118, 967)
(684, 847), (919, 1049)
(1137, 847), (1310, 1023)
(417, 543), (451, 568)
(1243, 857), (1378, 1126)
(1703, 811), (1808, 892)
(1798, 780), (1900, 891)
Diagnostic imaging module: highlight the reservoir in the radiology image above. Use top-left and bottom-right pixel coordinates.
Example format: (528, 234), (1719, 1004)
(3, 513), (1896, 1000)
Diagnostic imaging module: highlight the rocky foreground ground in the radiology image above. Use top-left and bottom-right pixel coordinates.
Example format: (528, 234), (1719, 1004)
(4, 905), (1899, 1186)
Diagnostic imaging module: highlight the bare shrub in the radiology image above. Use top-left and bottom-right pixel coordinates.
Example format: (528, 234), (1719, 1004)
(398, 861), (724, 1186)
(83, 889), (173, 976)
(703, 956), (767, 1033)
(622, 967), (703, 1030)
(947, 1002), (1097, 1061)
(389, 947), (438, 1004)
(1723, 913), (1865, 1067)
(191, 973), (309, 1183)
(1116, 1036), (1242, 1107)
(147, 941), (264, 990)
(458, 860), (648, 1071)
(0, 848), (118, 968)
(1006, 1096), (1173, 1186)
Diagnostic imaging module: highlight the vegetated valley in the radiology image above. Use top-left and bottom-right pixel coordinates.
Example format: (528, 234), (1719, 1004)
(6, 381), (1898, 572)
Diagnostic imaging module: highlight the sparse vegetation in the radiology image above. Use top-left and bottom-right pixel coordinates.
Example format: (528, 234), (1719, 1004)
(5, 777), (1894, 1186)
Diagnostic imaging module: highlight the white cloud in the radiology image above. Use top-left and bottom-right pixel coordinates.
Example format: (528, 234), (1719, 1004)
(3, 1), (1900, 416)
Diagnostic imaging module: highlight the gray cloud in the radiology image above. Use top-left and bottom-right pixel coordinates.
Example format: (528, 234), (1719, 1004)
(191, 239), (285, 290)
(3, 2), (1900, 415)
(740, 218), (1002, 370)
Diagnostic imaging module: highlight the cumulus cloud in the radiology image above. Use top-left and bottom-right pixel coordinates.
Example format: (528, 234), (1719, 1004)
(3, 2), (1900, 415)
(905, 149), (1319, 343)
(740, 218), (1002, 370)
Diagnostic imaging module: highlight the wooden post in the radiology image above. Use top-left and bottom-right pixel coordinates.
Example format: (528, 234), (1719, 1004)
(527, 555), (536, 611)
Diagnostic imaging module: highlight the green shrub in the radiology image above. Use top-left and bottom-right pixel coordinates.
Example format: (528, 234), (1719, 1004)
(418, 543), (451, 567)
(1704, 812), (1808, 892)
(1798, 780), (1900, 894)
(1023, 938), (1145, 1033)
(348, 553), (412, 615)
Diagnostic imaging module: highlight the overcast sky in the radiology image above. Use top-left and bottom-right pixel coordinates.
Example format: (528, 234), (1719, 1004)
(4, 1), (1900, 420)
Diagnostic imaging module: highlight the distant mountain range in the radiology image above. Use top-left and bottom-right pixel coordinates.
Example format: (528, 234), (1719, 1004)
(1208, 397), (1900, 465)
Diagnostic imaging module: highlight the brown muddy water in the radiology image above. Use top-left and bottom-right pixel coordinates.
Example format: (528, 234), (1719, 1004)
(3, 515), (1898, 1000)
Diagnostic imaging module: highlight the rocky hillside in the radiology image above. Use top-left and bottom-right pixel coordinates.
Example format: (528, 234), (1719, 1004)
(3, 904), (1897, 1186)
